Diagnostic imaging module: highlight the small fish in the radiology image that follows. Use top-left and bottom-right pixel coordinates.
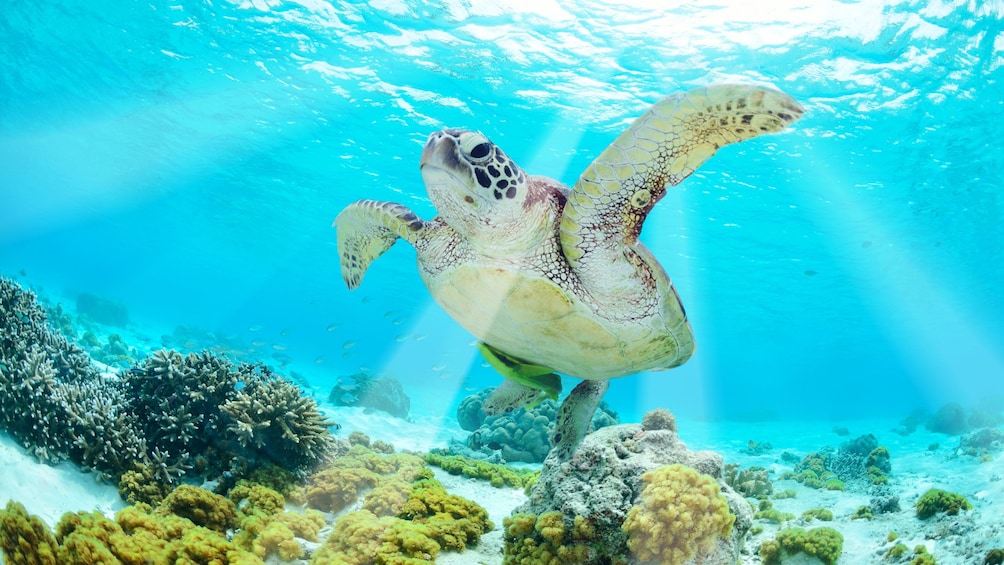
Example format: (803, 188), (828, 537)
(251, 340), (267, 347)
(271, 344), (288, 351)
(395, 335), (408, 342)
(314, 357), (325, 364)
(804, 270), (818, 277)
(361, 295), (372, 303)
(414, 334), (427, 341)
(431, 364), (447, 372)
(342, 351), (353, 359)
(343, 341), (356, 350)
(248, 325), (264, 332)
(384, 310), (398, 318)
(391, 318), (404, 326)
(326, 324), (339, 332)
(280, 328), (290, 336)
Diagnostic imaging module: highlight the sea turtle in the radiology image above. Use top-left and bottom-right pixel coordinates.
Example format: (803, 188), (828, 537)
(335, 85), (803, 460)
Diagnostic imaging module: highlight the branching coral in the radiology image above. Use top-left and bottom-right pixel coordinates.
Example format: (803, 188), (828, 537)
(621, 464), (736, 565)
(221, 372), (337, 472)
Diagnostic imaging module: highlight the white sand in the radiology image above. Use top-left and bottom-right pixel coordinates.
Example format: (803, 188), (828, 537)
(2, 412), (1003, 564)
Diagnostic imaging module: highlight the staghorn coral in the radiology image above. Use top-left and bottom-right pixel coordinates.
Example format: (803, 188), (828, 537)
(621, 464), (735, 565)
(1, 278), (339, 490)
(222, 372), (337, 472)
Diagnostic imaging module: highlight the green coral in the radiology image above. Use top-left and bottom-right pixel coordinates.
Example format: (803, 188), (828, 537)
(886, 542), (910, 559)
(621, 464), (735, 565)
(915, 488), (972, 519)
(425, 452), (536, 489)
(984, 548), (1004, 565)
(801, 508), (834, 521)
(759, 527), (843, 565)
(824, 478), (845, 491)
(851, 505), (873, 520)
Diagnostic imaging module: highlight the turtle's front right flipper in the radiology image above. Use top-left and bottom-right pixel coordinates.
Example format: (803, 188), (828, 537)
(334, 200), (429, 289)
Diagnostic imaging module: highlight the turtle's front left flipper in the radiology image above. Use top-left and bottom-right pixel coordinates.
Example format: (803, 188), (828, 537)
(334, 200), (430, 289)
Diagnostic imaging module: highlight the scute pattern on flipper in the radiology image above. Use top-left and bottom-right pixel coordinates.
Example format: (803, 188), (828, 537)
(334, 200), (429, 289)
(561, 86), (804, 268)
(483, 379), (547, 416)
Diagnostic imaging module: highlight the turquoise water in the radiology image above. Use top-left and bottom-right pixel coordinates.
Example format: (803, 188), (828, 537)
(2, 0), (1003, 425)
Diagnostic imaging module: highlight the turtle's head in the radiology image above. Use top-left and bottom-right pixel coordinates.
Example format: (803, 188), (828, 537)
(421, 128), (540, 246)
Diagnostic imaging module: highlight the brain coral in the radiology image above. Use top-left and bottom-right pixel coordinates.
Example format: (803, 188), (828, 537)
(622, 464), (735, 565)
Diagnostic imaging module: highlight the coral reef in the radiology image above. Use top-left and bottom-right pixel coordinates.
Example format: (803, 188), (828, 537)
(505, 418), (750, 564)
(622, 464), (736, 565)
(1, 487), (266, 565)
(329, 372), (410, 418)
(307, 445), (493, 564)
(455, 387), (619, 463)
(1, 276), (338, 492)
(915, 488), (972, 520)
(759, 526), (844, 565)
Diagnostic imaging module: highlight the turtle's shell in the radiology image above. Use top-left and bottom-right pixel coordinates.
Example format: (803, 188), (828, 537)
(424, 254), (694, 381)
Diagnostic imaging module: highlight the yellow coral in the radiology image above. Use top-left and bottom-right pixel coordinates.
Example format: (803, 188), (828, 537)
(157, 485), (239, 534)
(501, 512), (595, 565)
(0, 501), (58, 565)
(230, 482), (286, 518)
(622, 464), (735, 565)
(363, 479), (413, 517)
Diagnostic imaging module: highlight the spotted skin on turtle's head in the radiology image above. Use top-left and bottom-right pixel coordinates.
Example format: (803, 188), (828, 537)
(429, 129), (527, 202)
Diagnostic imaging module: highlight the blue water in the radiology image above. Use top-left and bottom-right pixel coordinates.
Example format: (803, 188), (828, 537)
(2, 0), (1003, 424)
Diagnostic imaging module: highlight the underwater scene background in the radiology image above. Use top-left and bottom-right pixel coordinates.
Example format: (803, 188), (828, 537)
(1, 0), (1003, 564)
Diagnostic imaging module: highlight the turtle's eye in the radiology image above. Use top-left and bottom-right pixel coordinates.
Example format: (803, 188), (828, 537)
(459, 132), (493, 164)
(470, 143), (490, 159)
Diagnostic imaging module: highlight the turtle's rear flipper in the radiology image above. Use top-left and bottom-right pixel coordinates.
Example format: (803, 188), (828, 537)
(334, 200), (429, 289)
(549, 379), (610, 462)
(483, 378), (550, 415)
(477, 342), (561, 401)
